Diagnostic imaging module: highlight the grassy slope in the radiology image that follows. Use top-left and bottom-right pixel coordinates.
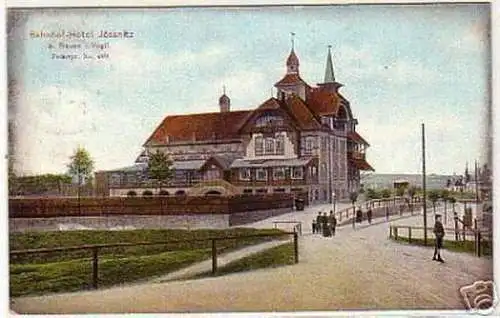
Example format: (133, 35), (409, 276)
(10, 228), (288, 297)
(192, 242), (296, 279)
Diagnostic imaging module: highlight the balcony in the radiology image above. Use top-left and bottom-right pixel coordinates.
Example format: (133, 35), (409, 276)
(348, 151), (366, 161)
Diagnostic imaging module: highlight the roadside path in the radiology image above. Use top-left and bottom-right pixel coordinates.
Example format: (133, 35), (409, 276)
(12, 202), (492, 313)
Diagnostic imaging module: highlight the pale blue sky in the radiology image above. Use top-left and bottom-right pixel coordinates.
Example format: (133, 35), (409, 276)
(8, 4), (490, 175)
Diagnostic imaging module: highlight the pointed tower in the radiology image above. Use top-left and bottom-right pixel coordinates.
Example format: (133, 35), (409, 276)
(324, 45), (335, 83)
(275, 33), (308, 100)
(219, 85), (230, 112)
(318, 45), (343, 93)
(286, 33), (299, 74)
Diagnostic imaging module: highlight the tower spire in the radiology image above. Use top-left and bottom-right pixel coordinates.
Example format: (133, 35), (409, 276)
(286, 33), (299, 74)
(324, 45), (335, 83)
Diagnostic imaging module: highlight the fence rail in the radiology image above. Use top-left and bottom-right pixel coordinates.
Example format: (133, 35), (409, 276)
(389, 224), (491, 257)
(10, 231), (299, 290)
(272, 221), (303, 236)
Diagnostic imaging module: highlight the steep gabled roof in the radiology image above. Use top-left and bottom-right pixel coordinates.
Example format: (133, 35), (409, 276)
(274, 74), (310, 87)
(306, 88), (340, 116)
(284, 95), (322, 130)
(144, 110), (252, 146)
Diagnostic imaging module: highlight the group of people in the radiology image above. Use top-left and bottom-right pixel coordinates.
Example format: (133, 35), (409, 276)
(310, 205), (447, 263)
(355, 207), (373, 224)
(312, 211), (337, 237)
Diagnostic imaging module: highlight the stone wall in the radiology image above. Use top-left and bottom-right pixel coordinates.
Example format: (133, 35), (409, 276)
(9, 194), (294, 232)
(10, 214), (230, 233)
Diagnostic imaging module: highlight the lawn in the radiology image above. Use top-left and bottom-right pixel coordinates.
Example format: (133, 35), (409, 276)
(10, 227), (288, 297)
(191, 242), (296, 279)
(392, 236), (492, 257)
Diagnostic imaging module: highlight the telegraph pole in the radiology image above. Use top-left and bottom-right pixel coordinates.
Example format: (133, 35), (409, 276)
(422, 123), (428, 245)
(474, 160), (479, 203)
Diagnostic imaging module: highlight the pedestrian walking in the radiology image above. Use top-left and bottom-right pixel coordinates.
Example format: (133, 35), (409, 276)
(316, 212), (322, 235)
(322, 212), (330, 237)
(329, 210), (337, 236)
(312, 219), (316, 234)
(356, 208), (363, 223)
(433, 214), (445, 263)
(367, 208), (373, 224)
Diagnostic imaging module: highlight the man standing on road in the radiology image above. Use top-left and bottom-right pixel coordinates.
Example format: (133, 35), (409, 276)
(433, 214), (445, 263)
(367, 208), (373, 224)
(329, 210), (337, 236)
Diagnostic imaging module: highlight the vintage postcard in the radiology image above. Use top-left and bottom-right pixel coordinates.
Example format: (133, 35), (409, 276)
(5, 1), (495, 316)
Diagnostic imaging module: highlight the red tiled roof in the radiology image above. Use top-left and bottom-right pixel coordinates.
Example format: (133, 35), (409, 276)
(347, 131), (370, 146)
(144, 110), (252, 145)
(306, 88), (340, 116)
(274, 74), (310, 87)
(349, 158), (374, 171)
(284, 95), (322, 130)
(256, 97), (282, 110)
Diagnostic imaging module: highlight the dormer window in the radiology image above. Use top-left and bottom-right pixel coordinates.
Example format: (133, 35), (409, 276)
(276, 134), (285, 155)
(264, 138), (275, 154)
(255, 136), (263, 156)
(255, 113), (284, 127)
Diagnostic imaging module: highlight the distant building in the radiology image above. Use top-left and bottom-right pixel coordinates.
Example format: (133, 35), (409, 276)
(96, 41), (374, 203)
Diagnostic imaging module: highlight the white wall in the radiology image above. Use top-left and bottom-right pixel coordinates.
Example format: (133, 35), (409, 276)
(244, 131), (297, 160)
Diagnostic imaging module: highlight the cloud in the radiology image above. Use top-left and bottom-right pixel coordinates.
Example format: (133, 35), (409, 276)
(12, 85), (149, 175)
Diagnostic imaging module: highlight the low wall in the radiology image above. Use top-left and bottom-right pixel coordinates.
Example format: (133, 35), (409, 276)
(9, 194), (294, 232)
(9, 215), (230, 233)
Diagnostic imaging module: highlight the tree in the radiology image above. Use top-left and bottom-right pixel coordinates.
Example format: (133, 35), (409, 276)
(428, 189), (440, 215)
(67, 146), (94, 193)
(440, 189), (450, 221)
(381, 188), (392, 199)
(396, 186), (406, 197)
(148, 150), (174, 193)
(407, 186), (417, 203)
(365, 188), (380, 200)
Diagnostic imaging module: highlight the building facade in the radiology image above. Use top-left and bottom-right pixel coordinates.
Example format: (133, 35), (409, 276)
(96, 44), (374, 203)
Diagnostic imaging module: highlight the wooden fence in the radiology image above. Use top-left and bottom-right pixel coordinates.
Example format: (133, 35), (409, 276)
(10, 231), (299, 290)
(389, 224), (492, 257)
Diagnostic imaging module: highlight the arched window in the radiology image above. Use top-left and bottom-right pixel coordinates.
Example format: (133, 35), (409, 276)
(158, 190), (169, 196)
(142, 190), (153, 197)
(126, 190), (137, 197)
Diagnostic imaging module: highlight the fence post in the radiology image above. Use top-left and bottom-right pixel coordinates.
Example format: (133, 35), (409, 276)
(293, 232), (299, 264)
(454, 217), (459, 241)
(477, 232), (481, 257)
(389, 225), (392, 238)
(408, 227), (412, 243)
(394, 227), (398, 240)
(92, 247), (99, 289)
(211, 239), (217, 275)
(299, 223), (302, 236)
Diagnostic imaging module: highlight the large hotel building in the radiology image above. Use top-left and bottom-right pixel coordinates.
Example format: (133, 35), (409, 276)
(95, 43), (374, 203)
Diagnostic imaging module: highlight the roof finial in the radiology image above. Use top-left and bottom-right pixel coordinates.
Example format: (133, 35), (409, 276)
(291, 32), (295, 50)
(223, 84), (226, 95)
